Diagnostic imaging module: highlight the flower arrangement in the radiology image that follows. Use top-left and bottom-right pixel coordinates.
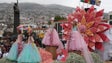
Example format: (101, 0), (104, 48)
(61, 6), (110, 51)
(53, 52), (104, 63)
(66, 52), (86, 63)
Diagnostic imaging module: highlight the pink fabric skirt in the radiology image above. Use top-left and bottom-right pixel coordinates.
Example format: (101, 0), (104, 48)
(67, 31), (84, 51)
(42, 28), (64, 53)
(42, 28), (62, 46)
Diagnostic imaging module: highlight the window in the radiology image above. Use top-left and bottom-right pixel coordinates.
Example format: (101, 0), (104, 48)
(110, 15), (112, 19)
(109, 21), (112, 25)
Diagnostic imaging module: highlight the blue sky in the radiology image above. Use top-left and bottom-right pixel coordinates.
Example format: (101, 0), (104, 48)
(0, 0), (111, 12)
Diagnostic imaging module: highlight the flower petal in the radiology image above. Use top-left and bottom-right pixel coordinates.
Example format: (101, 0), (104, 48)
(85, 30), (94, 36)
(88, 42), (95, 49)
(86, 21), (94, 29)
(94, 34), (103, 42)
(95, 42), (104, 51)
(81, 16), (86, 25)
(96, 23), (110, 33)
(95, 9), (104, 17)
(98, 33), (110, 42)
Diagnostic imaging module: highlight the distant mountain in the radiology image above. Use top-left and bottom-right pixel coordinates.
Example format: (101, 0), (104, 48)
(0, 3), (75, 32)
(0, 3), (75, 19)
(0, 3), (108, 20)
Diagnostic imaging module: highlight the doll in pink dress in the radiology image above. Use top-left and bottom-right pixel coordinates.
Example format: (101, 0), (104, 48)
(42, 18), (64, 59)
(67, 21), (94, 63)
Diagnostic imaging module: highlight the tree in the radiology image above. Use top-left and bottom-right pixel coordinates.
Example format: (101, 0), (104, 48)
(54, 15), (66, 22)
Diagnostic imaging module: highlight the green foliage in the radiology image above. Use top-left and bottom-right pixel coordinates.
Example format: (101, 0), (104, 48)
(66, 52), (86, 63)
(0, 58), (40, 63)
(54, 16), (66, 22)
(54, 52), (104, 63)
(48, 21), (51, 25)
(91, 52), (104, 63)
(53, 61), (62, 63)
(0, 58), (16, 63)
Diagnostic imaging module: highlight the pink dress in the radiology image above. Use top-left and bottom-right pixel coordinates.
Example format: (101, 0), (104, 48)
(67, 26), (94, 63)
(67, 29), (83, 51)
(42, 28), (63, 49)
